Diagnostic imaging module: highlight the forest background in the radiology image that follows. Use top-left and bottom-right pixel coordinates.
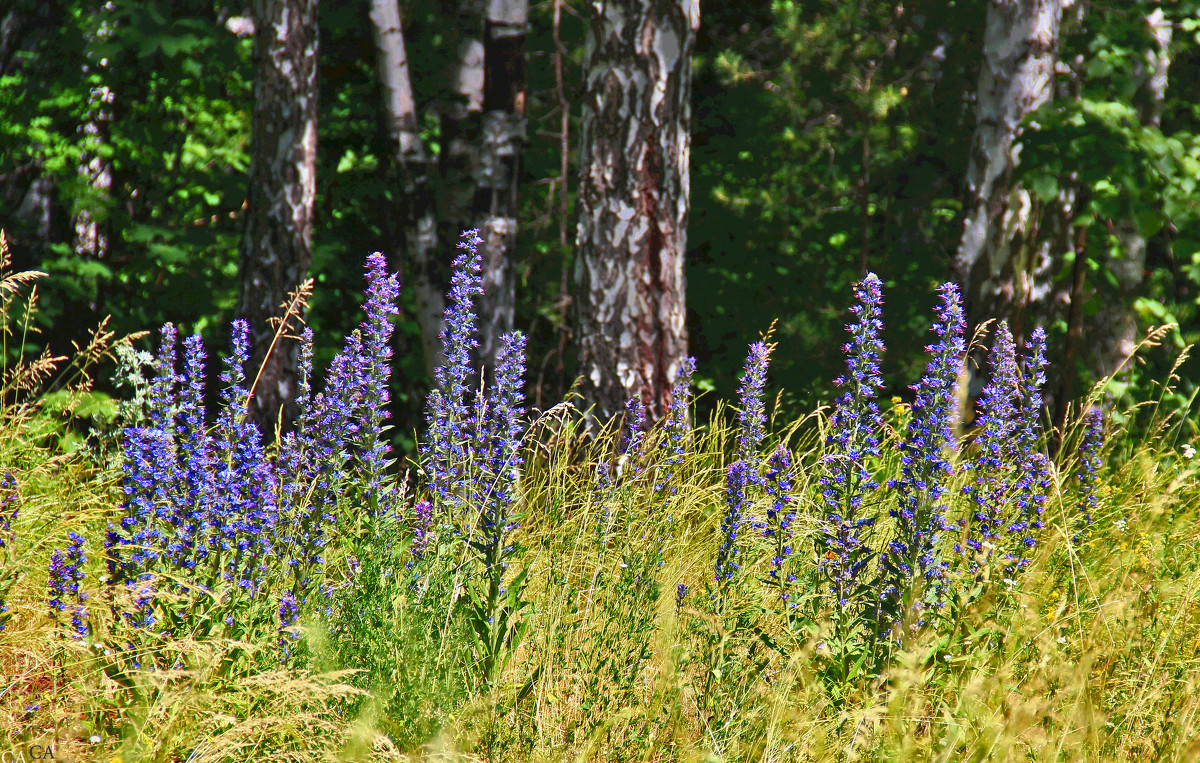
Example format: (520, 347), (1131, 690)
(3, 0), (1199, 447)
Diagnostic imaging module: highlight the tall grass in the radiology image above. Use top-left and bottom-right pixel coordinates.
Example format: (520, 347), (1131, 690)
(1, 229), (1199, 761)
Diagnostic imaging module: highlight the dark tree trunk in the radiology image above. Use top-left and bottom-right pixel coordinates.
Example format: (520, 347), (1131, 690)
(475, 0), (527, 377)
(955, 0), (1062, 336)
(237, 0), (319, 434)
(369, 0), (443, 379)
(574, 0), (698, 423)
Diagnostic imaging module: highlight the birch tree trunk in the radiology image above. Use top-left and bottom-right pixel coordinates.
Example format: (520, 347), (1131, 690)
(237, 0), (319, 433)
(955, 0), (1062, 335)
(475, 0), (527, 376)
(369, 0), (444, 379)
(1088, 7), (1171, 379)
(441, 0), (485, 254)
(574, 0), (699, 423)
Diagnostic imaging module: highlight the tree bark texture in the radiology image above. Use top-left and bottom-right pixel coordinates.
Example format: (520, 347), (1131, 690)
(475, 0), (527, 377)
(369, 0), (444, 379)
(1088, 7), (1171, 379)
(574, 0), (698, 423)
(955, 0), (1062, 336)
(237, 0), (319, 433)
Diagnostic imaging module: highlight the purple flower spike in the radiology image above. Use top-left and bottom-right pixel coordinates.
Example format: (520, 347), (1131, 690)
(882, 282), (965, 618)
(49, 531), (89, 638)
(960, 321), (1021, 561)
(1009, 326), (1051, 560)
(819, 272), (885, 610)
(715, 460), (751, 586)
(737, 342), (771, 470)
(1078, 408), (1104, 528)
(476, 331), (527, 569)
(424, 230), (484, 514)
(763, 446), (796, 603)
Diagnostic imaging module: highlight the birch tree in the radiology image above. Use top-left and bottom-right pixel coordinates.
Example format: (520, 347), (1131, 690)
(955, 0), (1063, 335)
(369, 0), (443, 378)
(475, 0), (528, 375)
(237, 0), (319, 431)
(574, 0), (699, 423)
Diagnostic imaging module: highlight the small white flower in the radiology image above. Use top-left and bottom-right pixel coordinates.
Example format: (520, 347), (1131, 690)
(1057, 636), (1068, 645)
(1115, 519), (1127, 532)
(1182, 443), (1197, 460)
(90, 735), (102, 744)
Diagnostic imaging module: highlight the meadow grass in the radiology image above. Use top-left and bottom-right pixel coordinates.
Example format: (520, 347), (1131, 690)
(2, 232), (1200, 762)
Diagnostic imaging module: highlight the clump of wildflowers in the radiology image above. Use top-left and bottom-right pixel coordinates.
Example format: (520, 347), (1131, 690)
(881, 282), (965, 619)
(819, 272), (885, 611)
(49, 531), (89, 638)
(106, 254), (403, 645)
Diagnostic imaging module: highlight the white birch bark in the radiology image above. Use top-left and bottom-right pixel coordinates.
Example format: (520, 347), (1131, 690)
(955, 0), (1063, 333)
(574, 0), (699, 422)
(369, 0), (444, 378)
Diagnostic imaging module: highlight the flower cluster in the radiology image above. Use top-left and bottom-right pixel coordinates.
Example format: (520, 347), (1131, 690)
(1009, 326), (1052, 558)
(881, 282), (965, 615)
(819, 272), (885, 609)
(0, 473), (16, 630)
(49, 531), (89, 638)
(715, 460), (751, 587)
(737, 342), (771, 470)
(959, 322), (1020, 559)
(473, 331), (528, 570)
(0, 472), (16, 551)
(106, 254), (402, 643)
(423, 231), (484, 515)
(620, 395), (648, 479)
(1078, 407), (1104, 527)
(763, 445), (796, 603)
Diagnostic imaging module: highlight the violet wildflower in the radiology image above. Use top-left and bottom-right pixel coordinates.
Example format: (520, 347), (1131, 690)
(475, 331), (527, 571)
(355, 252), (401, 514)
(1078, 408), (1104, 528)
(675, 583), (689, 612)
(715, 460), (751, 586)
(960, 322), (1021, 560)
(737, 341), (772, 470)
(410, 499), (434, 561)
(619, 396), (648, 479)
(49, 531), (89, 638)
(278, 590), (300, 649)
(0, 473), (16, 631)
(763, 446), (796, 603)
(819, 272), (885, 610)
(210, 320), (278, 598)
(1009, 326), (1051, 558)
(660, 356), (696, 490)
(424, 230), (484, 514)
(174, 333), (212, 571)
(0, 472), (16, 550)
(882, 282), (965, 617)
